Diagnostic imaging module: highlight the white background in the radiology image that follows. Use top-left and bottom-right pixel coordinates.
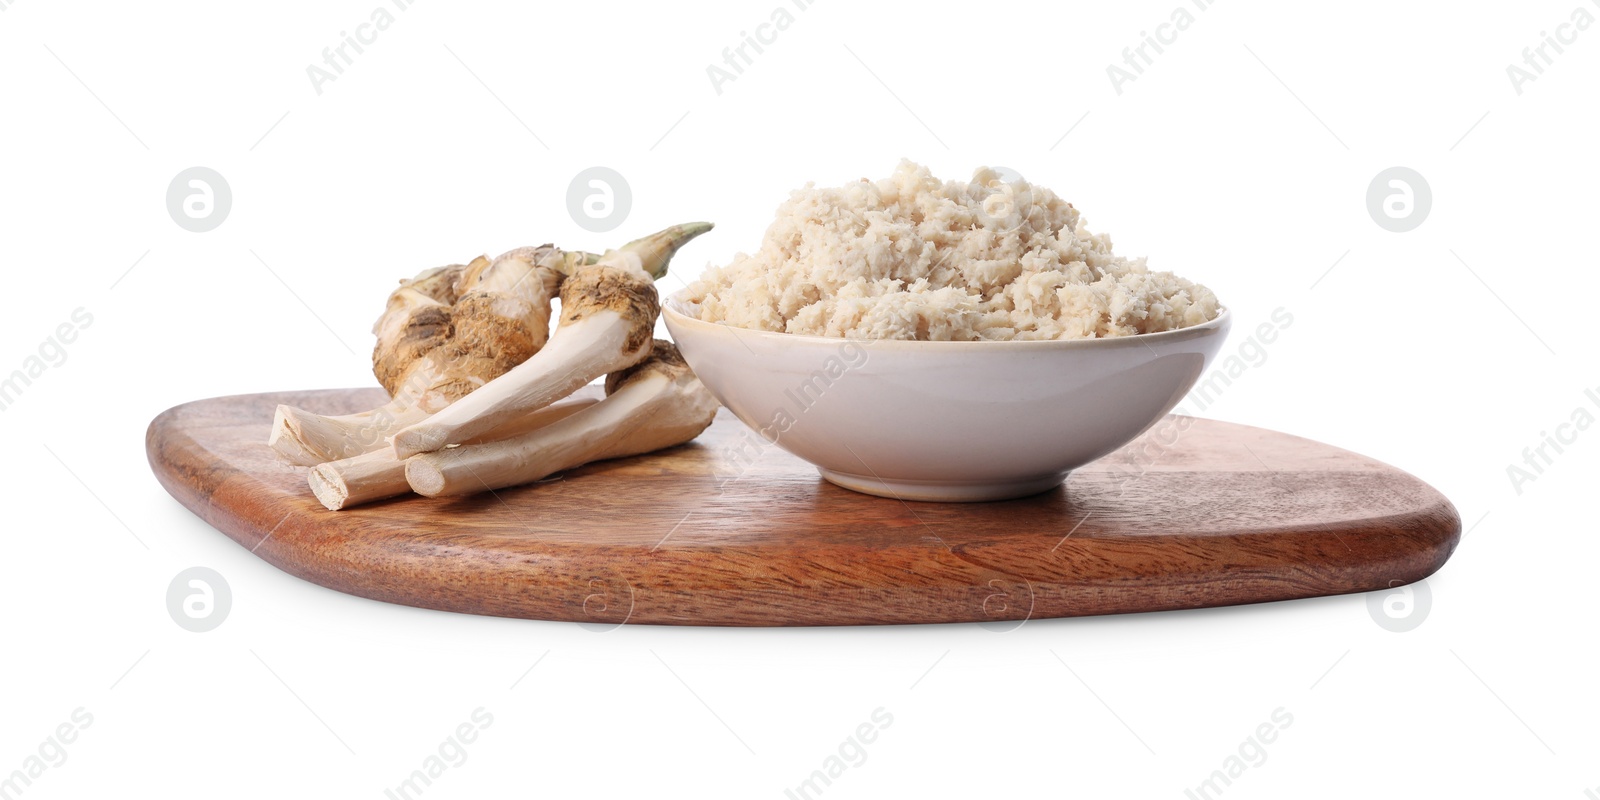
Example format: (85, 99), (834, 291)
(2, 0), (1596, 797)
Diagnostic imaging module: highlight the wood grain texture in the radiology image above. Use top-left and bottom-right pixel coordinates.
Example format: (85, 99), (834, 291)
(146, 389), (1460, 626)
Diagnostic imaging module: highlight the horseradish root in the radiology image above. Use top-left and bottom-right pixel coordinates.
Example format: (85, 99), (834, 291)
(307, 395), (600, 511)
(391, 223), (714, 459)
(270, 245), (593, 465)
(405, 341), (718, 498)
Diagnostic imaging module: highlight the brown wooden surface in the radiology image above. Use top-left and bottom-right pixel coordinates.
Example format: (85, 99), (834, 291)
(145, 388), (1460, 626)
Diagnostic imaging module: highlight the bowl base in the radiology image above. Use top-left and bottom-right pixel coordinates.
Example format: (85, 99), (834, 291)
(818, 469), (1070, 503)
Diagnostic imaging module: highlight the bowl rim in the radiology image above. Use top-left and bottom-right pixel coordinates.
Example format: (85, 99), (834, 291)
(663, 291), (1231, 351)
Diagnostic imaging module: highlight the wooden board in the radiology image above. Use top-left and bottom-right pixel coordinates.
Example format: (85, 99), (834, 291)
(146, 389), (1460, 626)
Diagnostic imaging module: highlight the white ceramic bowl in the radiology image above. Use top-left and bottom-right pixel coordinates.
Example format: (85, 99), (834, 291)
(663, 295), (1231, 502)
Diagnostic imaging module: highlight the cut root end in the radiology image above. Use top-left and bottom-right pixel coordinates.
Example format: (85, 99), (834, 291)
(404, 460), (447, 497)
(308, 464), (350, 511)
(269, 405), (328, 466)
(391, 427), (448, 461)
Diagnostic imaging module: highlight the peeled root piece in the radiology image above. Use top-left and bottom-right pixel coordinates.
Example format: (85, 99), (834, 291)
(270, 399), (431, 466)
(308, 395), (600, 511)
(391, 310), (646, 458)
(307, 447), (411, 512)
(405, 341), (718, 498)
